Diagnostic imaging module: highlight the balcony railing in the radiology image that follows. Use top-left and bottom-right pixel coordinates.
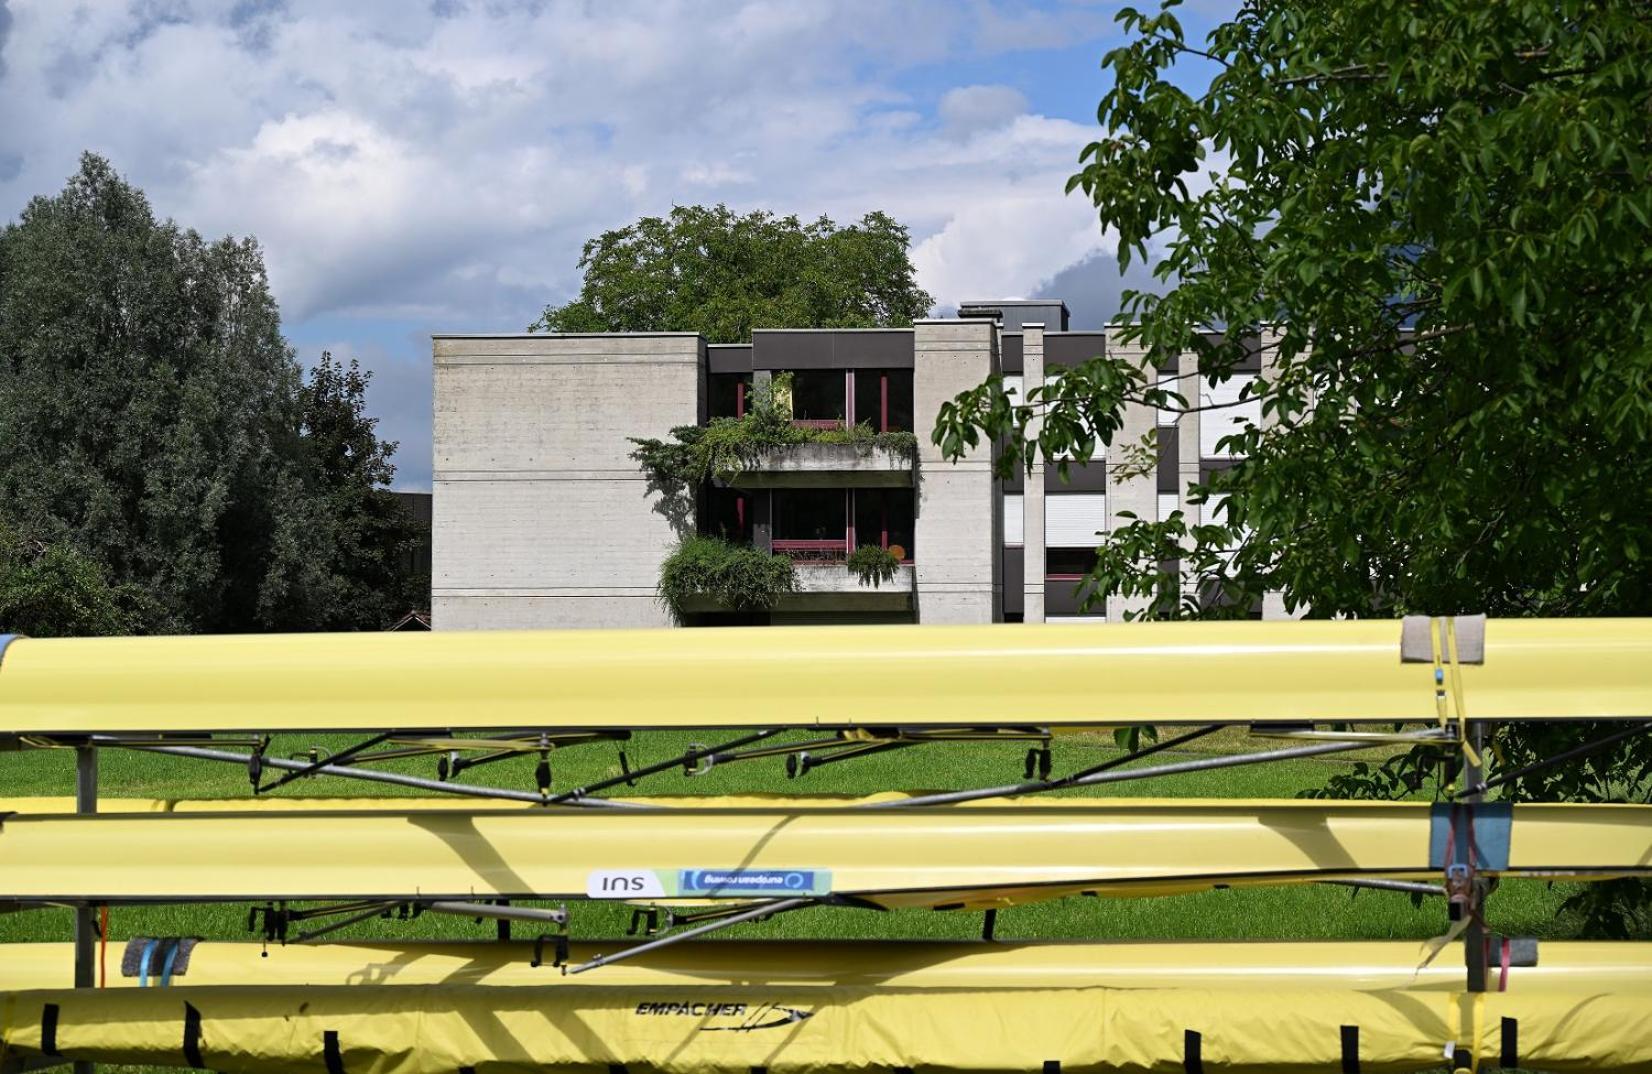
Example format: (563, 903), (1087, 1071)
(771, 538), (848, 563)
(791, 418), (845, 431)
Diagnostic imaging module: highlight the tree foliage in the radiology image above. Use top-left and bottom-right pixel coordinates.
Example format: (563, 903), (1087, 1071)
(0, 518), (144, 637)
(0, 154), (420, 633)
(533, 205), (933, 342)
(932, 2), (1652, 930)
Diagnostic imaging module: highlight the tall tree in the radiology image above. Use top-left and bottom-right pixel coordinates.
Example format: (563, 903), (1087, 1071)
(934, 3), (1652, 929)
(0, 154), (418, 633)
(259, 353), (424, 631)
(534, 205), (933, 342)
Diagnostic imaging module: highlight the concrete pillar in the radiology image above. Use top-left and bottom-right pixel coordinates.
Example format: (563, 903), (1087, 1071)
(913, 319), (1001, 623)
(1175, 343), (1201, 610)
(1021, 324), (1046, 623)
(1103, 326), (1157, 621)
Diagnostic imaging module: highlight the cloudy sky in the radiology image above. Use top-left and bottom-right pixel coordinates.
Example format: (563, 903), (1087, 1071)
(0, 0), (1231, 490)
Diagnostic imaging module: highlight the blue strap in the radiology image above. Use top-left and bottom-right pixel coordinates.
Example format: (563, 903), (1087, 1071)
(1429, 801), (1513, 870)
(0, 634), (17, 670)
(159, 939), (182, 986)
(138, 938), (159, 988)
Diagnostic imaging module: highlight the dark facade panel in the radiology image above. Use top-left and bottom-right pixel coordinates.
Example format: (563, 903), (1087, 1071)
(1046, 461), (1106, 495)
(1000, 332), (1023, 374)
(1003, 466), (1023, 495)
(752, 330), (915, 370)
(1044, 332), (1107, 370)
(1045, 578), (1092, 617)
(1158, 433), (1180, 492)
(1197, 331), (1264, 373)
(707, 344), (753, 374)
(1002, 546), (1024, 618)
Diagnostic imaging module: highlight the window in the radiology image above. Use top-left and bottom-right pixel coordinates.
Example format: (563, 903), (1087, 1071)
(1046, 548), (1099, 579)
(1045, 493), (1108, 546)
(787, 370), (847, 426)
(852, 369), (914, 432)
(709, 374), (749, 419)
(854, 488), (915, 561)
(701, 486), (749, 541)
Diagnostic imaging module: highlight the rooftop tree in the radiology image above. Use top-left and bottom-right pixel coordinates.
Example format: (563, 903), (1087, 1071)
(533, 205), (933, 342)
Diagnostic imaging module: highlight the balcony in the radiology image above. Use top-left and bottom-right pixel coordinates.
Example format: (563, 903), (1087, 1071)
(773, 539), (915, 610)
(729, 441), (915, 488)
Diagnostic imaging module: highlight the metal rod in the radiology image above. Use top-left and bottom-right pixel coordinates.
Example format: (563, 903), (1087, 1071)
(256, 732), (395, 794)
(117, 742), (650, 809)
(1320, 878), (1445, 897)
(73, 746), (96, 1074)
(1064, 724), (1223, 781)
(293, 902), (398, 943)
(566, 897), (815, 975)
(1455, 721), (1652, 798)
(864, 731), (1442, 809)
(547, 728), (783, 803)
(425, 901), (568, 925)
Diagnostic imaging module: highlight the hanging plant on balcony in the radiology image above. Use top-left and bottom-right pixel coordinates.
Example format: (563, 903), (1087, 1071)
(657, 536), (797, 621)
(846, 544), (902, 588)
(630, 372), (918, 500)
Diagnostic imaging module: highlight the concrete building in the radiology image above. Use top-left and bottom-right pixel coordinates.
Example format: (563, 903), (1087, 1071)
(430, 303), (1278, 630)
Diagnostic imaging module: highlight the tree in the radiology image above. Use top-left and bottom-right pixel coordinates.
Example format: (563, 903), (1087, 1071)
(0, 154), (418, 632)
(533, 205), (932, 342)
(258, 353), (425, 631)
(933, 3), (1652, 930)
(0, 518), (144, 637)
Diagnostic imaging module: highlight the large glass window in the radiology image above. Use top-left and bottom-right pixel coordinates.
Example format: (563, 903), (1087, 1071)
(709, 374), (748, 419)
(701, 486), (749, 542)
(787, 370), (847, 427)
(853, 488), (916, 561)
(771, 489), (848, 560)
(852, 369), (914, 432)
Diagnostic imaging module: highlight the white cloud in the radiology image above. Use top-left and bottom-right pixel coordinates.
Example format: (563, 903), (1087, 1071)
(0, 0), (1127, 487)
(937, 84), (1029, 138)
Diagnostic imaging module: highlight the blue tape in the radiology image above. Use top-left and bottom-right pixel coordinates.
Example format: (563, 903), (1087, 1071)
(138, 938), (159, 988)
(1429, 802), (1512, 870)
(0, 634), (17, 670)
(159, 940), (182, 987)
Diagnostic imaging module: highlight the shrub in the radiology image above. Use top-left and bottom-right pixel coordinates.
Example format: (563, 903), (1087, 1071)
(657, 536), (797, 621)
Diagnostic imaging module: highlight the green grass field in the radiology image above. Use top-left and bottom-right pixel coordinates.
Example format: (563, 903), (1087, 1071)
(0, 728), (1594, 948)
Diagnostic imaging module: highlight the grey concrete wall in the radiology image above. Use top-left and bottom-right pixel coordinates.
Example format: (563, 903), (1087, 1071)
(913, 319), (1001, 623)
(431, 334), (703, 630)
(1021, 323), (1047, 623)
(1103, 326), (1157, 622)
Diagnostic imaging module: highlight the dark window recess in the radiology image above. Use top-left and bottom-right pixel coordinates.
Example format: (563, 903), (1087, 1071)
(772, 489), (848, 542)
(786, 370), (846, 426)
(1157, 433), (1180, 492)
(854, 488), (915, 561)
(1046, 548), (1099, 579)
(709, 374), (749, 419)
(1003, 546), (1024, 618)
(701, 487), (750, 542)
(853, 369), (914, 432)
